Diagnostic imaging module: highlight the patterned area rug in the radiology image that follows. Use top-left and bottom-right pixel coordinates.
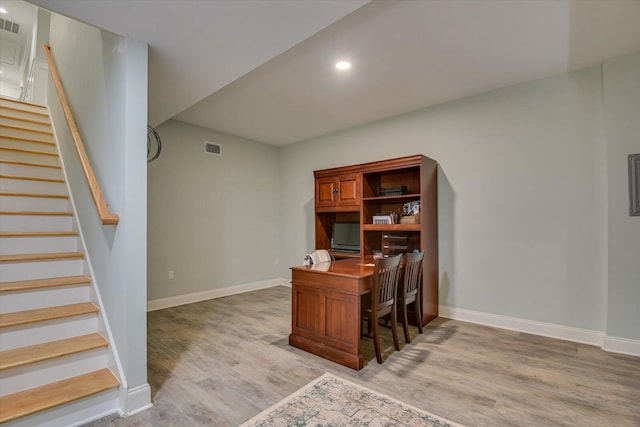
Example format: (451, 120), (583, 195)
(241, 373), (463, 427)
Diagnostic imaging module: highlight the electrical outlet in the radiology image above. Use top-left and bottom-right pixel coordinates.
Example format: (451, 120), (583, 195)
(167, 270), (174, 280)
(275, 258), (279, 265)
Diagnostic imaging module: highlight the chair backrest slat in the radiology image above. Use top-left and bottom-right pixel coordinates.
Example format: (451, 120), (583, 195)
(373, 254), (402, 309)
(401, 251), (424, 301)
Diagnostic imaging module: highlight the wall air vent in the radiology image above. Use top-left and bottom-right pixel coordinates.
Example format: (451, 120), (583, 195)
(204, 141), (222, 156)
(0, 18), (20, 34)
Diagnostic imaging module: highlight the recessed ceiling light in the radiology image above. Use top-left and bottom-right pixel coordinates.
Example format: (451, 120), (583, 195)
(335, 61), (351, 71)
(0, 8), (7, 14)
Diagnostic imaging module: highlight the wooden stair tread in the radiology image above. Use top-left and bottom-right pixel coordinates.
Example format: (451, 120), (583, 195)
(0, 333), (108, 370)
(0, 174), (64, 183)
(0, 106), (49, 119)
(0, 302), (99, 328)
(0, 113), (51, 127)
(0, 252), (84, 263)
(0, 146), (58, 157)
(0, 135), (56, 145)
(0, 159), (61, 169)
(0, 210), (72, 216)
(0, 368), (119, 423)
(0, 124), (53, 136)
(0, 97), (47, 109)
(0, 191), (68, 199)
(0, 275), (90, 292)
(0, 231), (78, 238)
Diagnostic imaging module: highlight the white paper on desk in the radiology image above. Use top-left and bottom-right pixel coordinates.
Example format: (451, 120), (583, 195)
(310, 262), (331, 271)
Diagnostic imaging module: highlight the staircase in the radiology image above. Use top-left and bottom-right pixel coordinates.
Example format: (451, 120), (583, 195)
(0, 98), (120, 426)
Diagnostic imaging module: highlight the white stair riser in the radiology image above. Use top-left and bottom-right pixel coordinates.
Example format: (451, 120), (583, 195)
(0, 101), (47, 115)
(0, 236), (79, 255)
(0, 163), (62, 180)
(0, 349), (108, 396)
(0, 149), (59, 166)
(0, 127), (53, 142)
(0, 178), (65, 195)
(0, 138), (57, 154)
(0, 259), (84, 282)
(0, 215), (72, 232)
(0, 196), (69, 212)
(0, 116), (51, 132)
(0, 316), (99, 351)
(0, 286), (90, 314)
(2, 387), (119, 427)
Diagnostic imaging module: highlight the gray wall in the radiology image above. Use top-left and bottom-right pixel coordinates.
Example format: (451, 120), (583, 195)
(280, 66), (609, 332)
(147, 120), (281, 300)
(48, 14), (148, 391)
(603, 53), (640, 341)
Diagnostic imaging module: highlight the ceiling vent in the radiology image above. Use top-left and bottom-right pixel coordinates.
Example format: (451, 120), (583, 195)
(0, 18), (20, 35)
(204, 141), (222, 156)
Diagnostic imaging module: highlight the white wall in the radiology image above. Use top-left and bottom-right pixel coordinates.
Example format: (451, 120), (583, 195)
(47, 13), (149, 401)
(147, 120), (281, 301)
(280, 66), (608, 333)
(603, 53), (640, 344)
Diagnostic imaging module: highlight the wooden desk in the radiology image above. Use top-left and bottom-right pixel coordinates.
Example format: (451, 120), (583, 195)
(289, 258), (374, 370)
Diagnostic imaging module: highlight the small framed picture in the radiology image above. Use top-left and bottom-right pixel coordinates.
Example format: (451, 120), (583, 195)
(629, 154), (640, 216)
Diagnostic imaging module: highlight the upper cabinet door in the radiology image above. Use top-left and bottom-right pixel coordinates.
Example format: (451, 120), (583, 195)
(315, 173), (361, 209)
(336, 174), (360, 206)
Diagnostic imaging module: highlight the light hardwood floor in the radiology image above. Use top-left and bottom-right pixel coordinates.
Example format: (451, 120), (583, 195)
(88, 286), (640, 426)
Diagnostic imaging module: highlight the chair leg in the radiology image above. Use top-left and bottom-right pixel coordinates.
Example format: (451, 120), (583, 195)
(371, 315), (383, 364)
(414, 300), (423, 334)
(390, 305), (400, 351)
(401, 302), (411, 344)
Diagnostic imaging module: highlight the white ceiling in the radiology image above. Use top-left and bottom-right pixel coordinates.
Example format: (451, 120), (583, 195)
(27, 0), (640, 146)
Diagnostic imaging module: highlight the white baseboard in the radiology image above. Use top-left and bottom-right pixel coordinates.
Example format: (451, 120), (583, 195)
(147, 278), (290, 311)
(121, 383), (153, 417)
(603, 336), (640, 357)
(439, 305), (605, 347)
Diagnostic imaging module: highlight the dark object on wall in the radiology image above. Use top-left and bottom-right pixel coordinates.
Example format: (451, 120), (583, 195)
(147, 125), (162, 163)
(630, 153), (640, 216)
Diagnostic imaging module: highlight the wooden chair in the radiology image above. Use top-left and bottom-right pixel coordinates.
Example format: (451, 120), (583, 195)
(362, 254), (402, 363)
(399, 251), (425, 344)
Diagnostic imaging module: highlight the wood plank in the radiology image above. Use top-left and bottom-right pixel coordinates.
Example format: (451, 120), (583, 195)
(0, 275), (90, 293)
(0, 368), (119, 423)
(0, 174), (64, 183)
(0, 97), (47, 110)
(0, 135), (56, 145)
(0, 147), (58, 157)
(0, 302), (98, 328)
(0, 333), (108, 370)
(0, 124), (53, 136)
(0, 159), (61, 169)
(0, 252), (84, 263)
(0, 113), (51, 127)
(0, 192), (68, 199)
(0, 231), (77, 238)
(0, 210), (72, 216)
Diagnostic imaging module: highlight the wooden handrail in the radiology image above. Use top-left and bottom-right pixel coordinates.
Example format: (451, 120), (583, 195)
(42, 45), (119, 225)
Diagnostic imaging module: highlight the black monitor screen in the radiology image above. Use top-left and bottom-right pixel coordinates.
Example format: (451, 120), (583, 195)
(331, 222), (360, 252)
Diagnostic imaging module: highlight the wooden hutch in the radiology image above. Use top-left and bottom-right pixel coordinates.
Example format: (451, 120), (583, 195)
(313, 154), (438, 324)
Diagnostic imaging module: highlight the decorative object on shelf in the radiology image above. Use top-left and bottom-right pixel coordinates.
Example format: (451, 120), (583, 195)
(403, 200), (420, 215)
(377, 185), (408, 196)
(373, 213), (395, 224)
(400, 215), (420, 224)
